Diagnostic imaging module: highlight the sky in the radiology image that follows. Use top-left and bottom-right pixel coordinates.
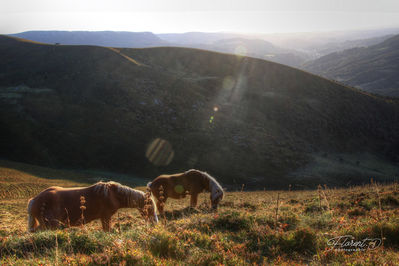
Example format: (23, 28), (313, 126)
(1, 0), (399, 34)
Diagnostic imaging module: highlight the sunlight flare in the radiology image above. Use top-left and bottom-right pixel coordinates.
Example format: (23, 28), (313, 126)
(222, 76), (236, 91)
(145, 138), (174, 166)
(234, 45), (247, 57)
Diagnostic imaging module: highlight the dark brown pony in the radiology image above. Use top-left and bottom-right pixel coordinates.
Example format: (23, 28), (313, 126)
(27, 181), (158, 232)
(148, 169), (224, 213)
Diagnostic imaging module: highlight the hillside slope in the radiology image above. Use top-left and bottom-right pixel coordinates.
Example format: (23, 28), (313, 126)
(303, 34), (399, 97)
(1, 35), (399, 188)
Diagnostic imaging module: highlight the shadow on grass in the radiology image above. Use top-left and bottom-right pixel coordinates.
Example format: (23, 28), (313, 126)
(163, 206), (213, 220)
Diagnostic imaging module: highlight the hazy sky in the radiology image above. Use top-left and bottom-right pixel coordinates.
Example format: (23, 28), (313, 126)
(1, 0), (399, 34)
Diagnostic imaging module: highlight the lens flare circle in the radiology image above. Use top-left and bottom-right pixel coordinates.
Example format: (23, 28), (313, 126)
(234, 45), (247, 56)
(223, 76), (235, 90)
(145, 138), (174, 166)
(174, 185), (185, 194)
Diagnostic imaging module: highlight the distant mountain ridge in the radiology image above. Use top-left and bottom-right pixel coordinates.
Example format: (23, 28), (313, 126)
(156, 33), (310, 67)
(1, 35), (399, 188)
(11, 31), (167, 48)
(156, 32), (240, 45)
(256, 27), (399, 54)
(303, 34), (399, 97)
(10, 31), (310, 67)
(311, 34), (394, 57)
(11, 30), (399, 70)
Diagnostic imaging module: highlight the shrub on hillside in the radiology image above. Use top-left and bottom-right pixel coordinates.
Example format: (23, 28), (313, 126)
(381, 194), (399, 207)
(212, 211), (254, 232)
(256, 213), (299, 231)
(247, 226), (317, 258)
(0, 231), (66, 257)
(348, 207), (366, 217)
(347, 220), (399, 249)
(148, 229), (186, 259)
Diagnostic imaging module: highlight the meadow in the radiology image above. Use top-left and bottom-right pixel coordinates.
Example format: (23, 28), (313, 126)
(1, 160), (399, 265)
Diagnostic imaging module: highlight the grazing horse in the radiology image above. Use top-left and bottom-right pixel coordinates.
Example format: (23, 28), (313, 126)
(148, 169), (224, 213)
(27, 181), (158, 232)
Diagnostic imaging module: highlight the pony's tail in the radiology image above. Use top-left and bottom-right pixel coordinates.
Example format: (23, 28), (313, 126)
(144, 182), (158, 222)
(146, 181), (155, 208)
(27, 198), (37, 232)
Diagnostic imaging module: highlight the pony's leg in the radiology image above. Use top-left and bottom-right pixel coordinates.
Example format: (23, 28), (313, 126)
(190, 193), (198, 208)
(101, 217), (112, 232)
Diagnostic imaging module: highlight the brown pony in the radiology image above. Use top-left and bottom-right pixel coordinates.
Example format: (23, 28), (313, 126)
(27, 181), (158, 232)
(148, 169), (224, 213)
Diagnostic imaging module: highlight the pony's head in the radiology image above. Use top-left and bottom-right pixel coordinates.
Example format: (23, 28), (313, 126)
(94, 181), (158, 223)
(203, 172), (224, 210)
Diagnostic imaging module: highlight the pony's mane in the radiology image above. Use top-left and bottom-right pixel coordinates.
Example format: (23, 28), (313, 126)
(92, 181), (135, 196)
(92, 181), (157, 211)
(185, 169), (223, 193)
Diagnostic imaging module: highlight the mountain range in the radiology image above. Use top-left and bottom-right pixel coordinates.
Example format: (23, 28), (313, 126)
(12, 29), (399, 69)
(1, 35), (399, 188)
(11, 31), (310, 67)
(303, 34), (399, 97)
(11, 31), (167, 48)
(256, 27), (399, 55)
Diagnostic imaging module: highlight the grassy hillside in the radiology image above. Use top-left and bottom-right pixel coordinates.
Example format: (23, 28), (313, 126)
(303, 34), (399, 97)
(1, 162), (399, 264)
(1, 35), (399, 188)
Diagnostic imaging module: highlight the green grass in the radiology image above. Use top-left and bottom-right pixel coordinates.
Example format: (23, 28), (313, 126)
(1, 162), (399, 264)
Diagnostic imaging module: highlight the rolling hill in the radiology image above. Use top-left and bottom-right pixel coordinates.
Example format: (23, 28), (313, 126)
(1, 35), (399, 188)
(303, 34), (399, 97)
